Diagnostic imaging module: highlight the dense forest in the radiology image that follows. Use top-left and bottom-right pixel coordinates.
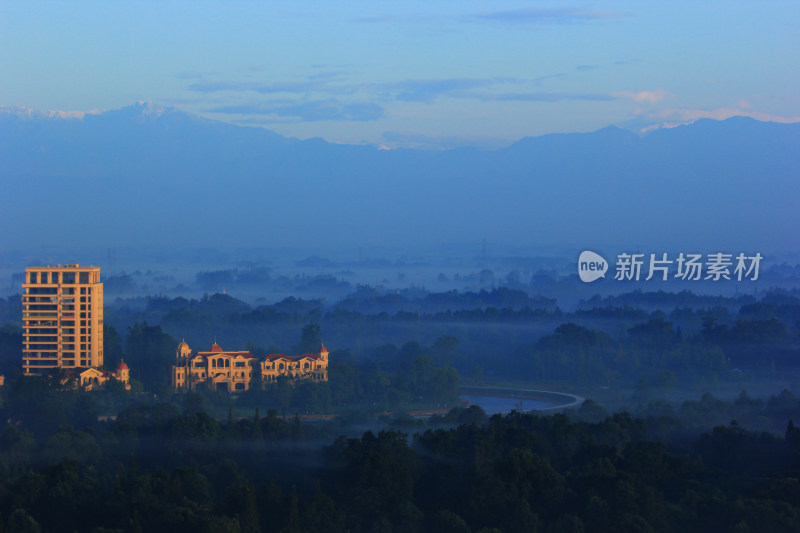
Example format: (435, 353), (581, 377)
(0, 384), (798, 532)
(0, 282), (798, 531)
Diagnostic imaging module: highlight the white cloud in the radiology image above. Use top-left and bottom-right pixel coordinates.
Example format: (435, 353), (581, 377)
(48, 109), (102, 119)
(612, 89), (673, 103)
(0, 105), (102, 120)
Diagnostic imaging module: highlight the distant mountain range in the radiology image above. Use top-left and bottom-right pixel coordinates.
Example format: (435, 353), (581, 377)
(2, 102), (798, 253)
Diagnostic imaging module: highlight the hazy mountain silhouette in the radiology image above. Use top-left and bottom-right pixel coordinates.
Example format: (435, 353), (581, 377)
(2, 102), (798, 252)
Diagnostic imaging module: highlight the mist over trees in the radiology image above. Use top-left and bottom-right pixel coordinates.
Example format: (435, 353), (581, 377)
(1, 247), (799, 530)
(0, 382), (798, 532)
(1, 283), (798, 403)
(107, 287), (800, 395)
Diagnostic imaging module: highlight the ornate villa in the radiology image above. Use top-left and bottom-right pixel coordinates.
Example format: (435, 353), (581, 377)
(66, 360), (131, 391)
(171, 340), (329, 392)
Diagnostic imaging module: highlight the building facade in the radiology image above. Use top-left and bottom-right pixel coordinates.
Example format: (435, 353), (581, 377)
(171, 341), (328, 392)
(22, 264), (104, 374)
(65, 360), (130, 391)
(21, 264), (130, 389)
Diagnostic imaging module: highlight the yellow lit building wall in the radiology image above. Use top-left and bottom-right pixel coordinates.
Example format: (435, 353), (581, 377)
(171, 342), (328, 392)
(22, 264), (104, 375)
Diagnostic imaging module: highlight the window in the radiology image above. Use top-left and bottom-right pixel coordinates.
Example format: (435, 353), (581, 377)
(29, 328), (57, 334)
(29, 287), (57, 295)
(30, 304), (57, 311)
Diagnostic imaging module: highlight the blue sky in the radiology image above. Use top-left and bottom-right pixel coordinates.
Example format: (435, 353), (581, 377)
(1, 1), (798, 148)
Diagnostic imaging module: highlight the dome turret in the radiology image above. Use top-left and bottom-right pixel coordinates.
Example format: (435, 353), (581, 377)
(177, 340), (192, 360)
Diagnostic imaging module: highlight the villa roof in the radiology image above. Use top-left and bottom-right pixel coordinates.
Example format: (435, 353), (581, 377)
(195, 350), (257, 358)
(264, 353), (320, 362)
(179, 341), (325, 364)
(65, 367), (114, 378)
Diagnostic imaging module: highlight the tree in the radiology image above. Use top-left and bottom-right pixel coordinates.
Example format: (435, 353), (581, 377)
(431, 335), (460, 366)
(0, 324), (22, 377)
(327, 431), (417, 526)
(124, 322), (177, 389)
(103, 324), (125, 370)
(294, 323), (322, 354)
(6, 509), (42, 533)
(223, 476), (259, 533)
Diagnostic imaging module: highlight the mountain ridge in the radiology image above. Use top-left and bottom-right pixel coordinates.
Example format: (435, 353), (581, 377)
(2, 104), (798, 252)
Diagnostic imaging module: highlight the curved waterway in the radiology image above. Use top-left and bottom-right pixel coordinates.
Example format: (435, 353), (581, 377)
(460, 386), (584, 415)
(460, 395), (553, 414)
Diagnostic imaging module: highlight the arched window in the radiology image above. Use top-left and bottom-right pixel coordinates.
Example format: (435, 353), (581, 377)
(304, 362), (309, 370)
(225, 359), (230, 368)
(279, 363), (285, 370)
(212, 359), (217, 368)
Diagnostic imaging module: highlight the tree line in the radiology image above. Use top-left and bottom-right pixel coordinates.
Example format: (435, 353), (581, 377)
(0, 387), (798, 532)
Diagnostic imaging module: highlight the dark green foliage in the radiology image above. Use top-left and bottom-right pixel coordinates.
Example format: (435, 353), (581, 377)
(103, 324), (125, 371)
(324, 431), (417, 530)
(124, 322), (177, 390)
(294, 323), (322, 354)
(236, 341), (460, 416)
(0, 324), (22, 377)
(0, 390), (797, 532)
(97, 287), (800, 394)
(2, 283), (800, 531)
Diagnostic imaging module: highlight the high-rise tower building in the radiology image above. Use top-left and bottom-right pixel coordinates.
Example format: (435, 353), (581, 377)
(22, 264), (104, 375)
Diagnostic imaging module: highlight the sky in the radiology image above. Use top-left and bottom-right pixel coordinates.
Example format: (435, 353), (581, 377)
(1, 1), (799, 148)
